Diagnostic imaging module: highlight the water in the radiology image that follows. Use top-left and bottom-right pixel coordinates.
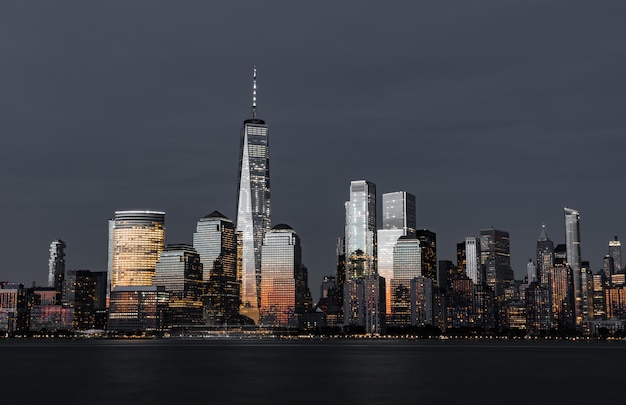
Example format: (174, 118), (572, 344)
(1, 338), (624, 404)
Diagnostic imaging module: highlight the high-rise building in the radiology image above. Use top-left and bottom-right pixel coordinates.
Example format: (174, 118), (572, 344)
(609, 236), (622, 274)
(389, 236), (421, 325)
(479, 228), (513, 296)
(108, 210), (165, 295)
(64, 269), (101, 331)
(377, 191), (416, 318)
(592, 272), (607, 319)
(48, 240), (66, 304)
(438, 259), (457, 291)
(153, 244), (204, 328)
(527, 260), (537, 284)
(235, 67), (271, 322)
(193, 211), (240, 325)
(552, 244), (575, 329)
(465, 237), (482, 285)
(564, 207), (582, 325)
(259, 224), (309, 328)
(335, 236), (346, 314)
(536, 224), (554, 284)
(416, 229), (437, 282)
(344, 180), (384, 334)
(345, 180), (377, 279)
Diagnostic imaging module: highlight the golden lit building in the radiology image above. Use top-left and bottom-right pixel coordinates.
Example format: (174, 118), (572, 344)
(108, 210), (166, 295)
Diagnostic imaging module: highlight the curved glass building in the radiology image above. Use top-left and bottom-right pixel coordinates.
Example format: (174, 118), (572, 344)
(108, 210), (166, 294)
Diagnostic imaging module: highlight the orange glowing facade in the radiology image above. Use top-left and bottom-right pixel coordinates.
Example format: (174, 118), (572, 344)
(259, 224), (307, 328)
(108, 210), (165, 294)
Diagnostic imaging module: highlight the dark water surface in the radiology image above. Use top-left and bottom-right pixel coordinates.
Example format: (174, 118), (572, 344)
(1, 338), (624, 404)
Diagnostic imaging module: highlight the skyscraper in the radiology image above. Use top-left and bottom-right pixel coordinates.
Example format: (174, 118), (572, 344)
(479, 228), (513, 296)
(345, 180), (377, 278)
(108, 210), (165, 294)
(344, 180), (384, 334)
(377, 191), (416, 318)
(390, 235), (421, 325)
(465, 237), (481, 285)
(236, 67), (271, 322)
(536, 224), (554, 284)
(609, 236), (622, 274)
(259, 224), (309, 328)
(416, 229), (437, 282)
(193, 211), (240, 325)
(564, 207), (582, 325)
(153, 244), (204, 327)
(47, 240), (66, 304)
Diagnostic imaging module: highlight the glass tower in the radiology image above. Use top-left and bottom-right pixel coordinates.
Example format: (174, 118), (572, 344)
(153, 244), (204, 327)
(564, 207), (582, 325)
(390, 236), (422, 325)
(479, 228), (513, 295)
(193, 211), (240, 324)
(259, 224), (307, 328)
(377, 191), (416, 318)
(465, 237), (481, 285)
(47, 239), (66, 304)
(536, 224), (554, 284)
(345, 180), (377, 279)
(108, 210), (165, 294)
(236, 67), (271, 322)
(609, 236), (622, 274)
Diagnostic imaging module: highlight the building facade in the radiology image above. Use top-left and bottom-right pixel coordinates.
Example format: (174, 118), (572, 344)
(235, 67), (271, 322)
(193, 211), (240, 324)
(259, 224), (309, 328)
(564, 207), (582, 325)
(152, 245), (204, 328)
(108, 210), (166, 294)
(48, 240), (66, 304)
(377, 191), (416, 318)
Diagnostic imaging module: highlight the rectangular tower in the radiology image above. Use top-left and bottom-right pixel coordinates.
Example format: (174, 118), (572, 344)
(377, 191), (416, 318)
(564, 207), (582, 325)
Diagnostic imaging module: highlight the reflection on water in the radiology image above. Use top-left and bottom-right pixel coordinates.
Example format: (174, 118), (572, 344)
(1, 339), (624, 404)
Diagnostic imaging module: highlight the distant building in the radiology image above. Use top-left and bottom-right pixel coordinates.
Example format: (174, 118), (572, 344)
(609, 236), (622, 274)
(377, 191), (416, 319)
(564, 207), (582, 326)
(0, 282), (28, 333)
(464, 237), (482, 285)
(153, 245), (204, 328)
(259, 224), (310, 329)
(48, 240), (66, 304)
(438, 259), (456, 292)
(108, 210), (166, 296)
(479, 228), (513, 296)
(193, 211), (240, 325)
(108, 286), (171, 333)
(343, 180), (384, 334)
(416, 229), (437, 282)
(536, 224), (554, 284)
(64, 270), (105, 331)
(390, 236), (421, 326)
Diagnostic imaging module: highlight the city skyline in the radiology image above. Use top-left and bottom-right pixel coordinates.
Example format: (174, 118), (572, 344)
(2, 2), (626, 303)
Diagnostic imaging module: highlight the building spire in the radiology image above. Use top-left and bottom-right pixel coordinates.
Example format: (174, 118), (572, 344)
(538, 223), (548, 241)
(252, 65), (257, 119)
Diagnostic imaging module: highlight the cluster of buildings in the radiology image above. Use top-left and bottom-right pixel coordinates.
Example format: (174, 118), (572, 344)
(319, 184), (626, 337)
(1, 68), (625, 337)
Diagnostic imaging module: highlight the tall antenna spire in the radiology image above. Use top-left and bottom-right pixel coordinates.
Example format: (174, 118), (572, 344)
(252, 65), (257, 119)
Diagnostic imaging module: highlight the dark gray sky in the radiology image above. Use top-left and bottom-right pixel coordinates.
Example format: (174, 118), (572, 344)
(2, 1), (625, 302)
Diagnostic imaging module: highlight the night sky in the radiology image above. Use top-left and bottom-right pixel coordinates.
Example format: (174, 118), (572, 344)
(2, 1), (625, 301)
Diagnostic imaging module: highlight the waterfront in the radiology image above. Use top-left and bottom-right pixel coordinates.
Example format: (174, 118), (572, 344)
(1, 338), (625, 404)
